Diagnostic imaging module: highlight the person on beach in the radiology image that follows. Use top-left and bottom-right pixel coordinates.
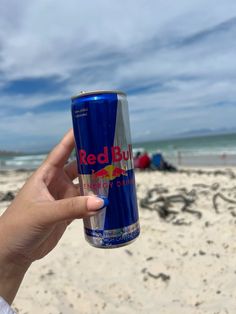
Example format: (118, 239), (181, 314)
(0, 130), (106, 313)
(134, 151), (151, 170)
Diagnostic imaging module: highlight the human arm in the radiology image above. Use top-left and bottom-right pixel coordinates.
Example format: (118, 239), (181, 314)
(0, 129), (104, 304)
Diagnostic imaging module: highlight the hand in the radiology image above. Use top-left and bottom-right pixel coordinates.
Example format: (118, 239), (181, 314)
(0, 129), (104, 304)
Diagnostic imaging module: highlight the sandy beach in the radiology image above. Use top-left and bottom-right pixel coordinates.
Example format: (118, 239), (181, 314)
(1, 168), (236, 314)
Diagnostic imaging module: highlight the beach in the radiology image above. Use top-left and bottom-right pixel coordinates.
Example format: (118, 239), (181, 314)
(1, 168), (236, 314)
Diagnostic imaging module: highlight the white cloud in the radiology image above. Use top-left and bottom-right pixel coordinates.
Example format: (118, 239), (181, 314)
(0, 110), (71, 151)
(0, 0), (236, 150)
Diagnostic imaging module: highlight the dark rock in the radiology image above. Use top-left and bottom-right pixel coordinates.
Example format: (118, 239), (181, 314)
(146, 256), (154, 261)
(199, 250), (206, 255)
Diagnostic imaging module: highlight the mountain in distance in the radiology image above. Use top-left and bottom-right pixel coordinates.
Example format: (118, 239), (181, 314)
(175, 127), (236, 139)
(133, 127), (236, 145)
(0, 150), (25, 157)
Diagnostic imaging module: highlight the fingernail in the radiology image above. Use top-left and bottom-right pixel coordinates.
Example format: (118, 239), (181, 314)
(87, 196), (108, 211)
(98, 195), (109, 209)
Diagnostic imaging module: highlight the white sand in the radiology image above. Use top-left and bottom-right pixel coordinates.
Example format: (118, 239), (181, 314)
(1, 169), (236, 314)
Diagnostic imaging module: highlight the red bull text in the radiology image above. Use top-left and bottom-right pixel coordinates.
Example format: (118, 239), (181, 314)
(71, 90), (140, 248)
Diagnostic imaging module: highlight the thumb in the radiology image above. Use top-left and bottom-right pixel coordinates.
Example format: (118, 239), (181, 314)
(38, 196), (106, 225)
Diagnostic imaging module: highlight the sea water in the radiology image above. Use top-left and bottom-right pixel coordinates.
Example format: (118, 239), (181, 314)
(133, 133), (236, 167)
(0, 154), (47, 170)
(1, 133), (236, 169)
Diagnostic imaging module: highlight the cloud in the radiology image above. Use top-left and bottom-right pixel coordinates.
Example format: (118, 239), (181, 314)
(0, 110), (71, 152)
(0, 0), (236, 150)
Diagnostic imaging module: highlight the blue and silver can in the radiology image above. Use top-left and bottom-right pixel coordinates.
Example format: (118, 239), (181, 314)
(71, 90), (140, 248)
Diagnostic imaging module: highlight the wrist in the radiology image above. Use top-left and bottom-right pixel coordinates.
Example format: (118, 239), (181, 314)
(0, 258), (29, 305)
(0, 217), (31, 304)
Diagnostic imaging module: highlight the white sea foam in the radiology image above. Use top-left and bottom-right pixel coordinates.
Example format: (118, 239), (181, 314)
(1, 154), (47, 169)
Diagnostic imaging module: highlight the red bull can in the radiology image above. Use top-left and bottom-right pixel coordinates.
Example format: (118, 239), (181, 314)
(71, 90), (140, 248)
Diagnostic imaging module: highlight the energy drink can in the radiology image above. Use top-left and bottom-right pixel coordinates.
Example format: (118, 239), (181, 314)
(71, 90), (140, 248)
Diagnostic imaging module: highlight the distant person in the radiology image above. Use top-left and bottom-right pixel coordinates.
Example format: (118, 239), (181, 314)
(151, 152), (164, 169)
(134, 151), (141, 168)
(0, 130), (106, 313)
(177, 151), (182, 166)
(151, 152), (177, 172)
(135, 152), (151, 170)
(221, 153), (227, 166)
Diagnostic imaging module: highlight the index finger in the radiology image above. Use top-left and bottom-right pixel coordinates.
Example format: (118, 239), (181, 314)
(45, 129), (75, 168)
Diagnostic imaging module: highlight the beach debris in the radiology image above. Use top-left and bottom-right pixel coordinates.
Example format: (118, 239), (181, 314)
(172, 219), (191, 226)
(147, 271), (170, 282)
(193, 183), (220, 191)
(193, 183), (212, 189)
(177, 169), (235, 178)
(231, 211), (236, 217)
(141, 267), (170, 282)
(195, 301), (203, 307)
(146, 256), (154, 261)
(199, 250), (206, 255)
(125, 249), (133, 256)
(213, 193), (236, 213)
(153, 184), (169, 194)
(140, 187), (201, 224)
(211, 183), (220, 191)
(46, 269), (55, 276)
(206, 240), (214, 244)
(225, 168), (236, 179)
(0, 191), (15, 202)
(205, 221), (212, 227)
(140, 172), (236, 225)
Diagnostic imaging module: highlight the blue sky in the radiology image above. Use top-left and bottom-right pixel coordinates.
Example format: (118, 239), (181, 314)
(0, 0), (236, 152)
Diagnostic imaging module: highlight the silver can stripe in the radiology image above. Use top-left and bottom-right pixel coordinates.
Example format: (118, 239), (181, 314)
(84, 221), (140, 238)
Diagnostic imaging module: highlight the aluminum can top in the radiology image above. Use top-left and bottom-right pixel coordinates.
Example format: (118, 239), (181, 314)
(71, 90), (126, 100)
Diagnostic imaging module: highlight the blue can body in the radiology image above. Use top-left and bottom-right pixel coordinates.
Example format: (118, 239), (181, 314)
(71, 90), (140, 248)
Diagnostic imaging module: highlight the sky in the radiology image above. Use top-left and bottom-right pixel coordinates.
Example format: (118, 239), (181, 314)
(0, 0), (236, 152)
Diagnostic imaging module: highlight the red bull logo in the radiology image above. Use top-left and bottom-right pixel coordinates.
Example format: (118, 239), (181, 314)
(92, 164), (127, 180)
(79, 145), (133, 165)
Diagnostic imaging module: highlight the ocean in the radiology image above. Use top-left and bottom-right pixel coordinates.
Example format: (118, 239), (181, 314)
(133, 133), (236, 156)
(0, 153), (47, 170)
(0, 133), (236, 170)
(133, 133), (236, 167)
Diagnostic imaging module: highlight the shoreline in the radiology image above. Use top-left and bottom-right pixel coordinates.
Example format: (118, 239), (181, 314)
(166, 153), (236, 168)
(1, 153), (236, 170)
